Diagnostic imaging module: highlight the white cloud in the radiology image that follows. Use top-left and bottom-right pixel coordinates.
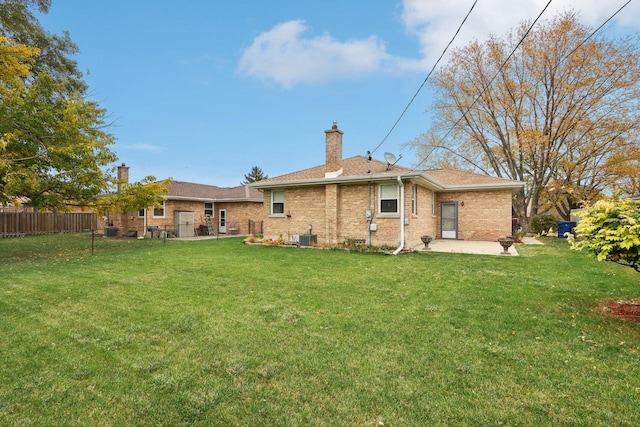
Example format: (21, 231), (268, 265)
(401, 0), (640, 66)
(237, 20), (394, 87)
(239, 1), (639, 87)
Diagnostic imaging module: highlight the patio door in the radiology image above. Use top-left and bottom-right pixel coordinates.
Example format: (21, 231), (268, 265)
(219, 209), (227, 234)
(441, 202), (458, 239)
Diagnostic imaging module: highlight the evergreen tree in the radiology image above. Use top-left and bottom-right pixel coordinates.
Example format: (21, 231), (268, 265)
(242, 166), (268, 185)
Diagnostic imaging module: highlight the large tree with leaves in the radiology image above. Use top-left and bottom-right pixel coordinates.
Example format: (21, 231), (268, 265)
(0, 0), (164, 212)
(410, 11), (640, 227)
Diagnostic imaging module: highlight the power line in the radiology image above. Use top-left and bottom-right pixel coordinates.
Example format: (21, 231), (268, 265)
(564, 0), (632, 59)
(410, 0), (634, 173)
(369, 0), (479, 156)
(410, 0), (554, 172)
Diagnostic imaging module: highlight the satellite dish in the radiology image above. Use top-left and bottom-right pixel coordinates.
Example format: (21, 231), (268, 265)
(384, 152), (402, 170)
(384, 152), (397, 164)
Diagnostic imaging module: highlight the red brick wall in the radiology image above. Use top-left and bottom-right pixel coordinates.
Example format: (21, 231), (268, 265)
(436, 190), (513, 241)
(262, 183), (513, 246)
(104, 199), (264, 237)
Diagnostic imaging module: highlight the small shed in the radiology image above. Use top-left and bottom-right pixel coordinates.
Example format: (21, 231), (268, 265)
(174, 211), (195, 237)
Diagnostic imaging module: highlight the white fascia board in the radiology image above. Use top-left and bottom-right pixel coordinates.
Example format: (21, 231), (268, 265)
(250, 171), (524, 192)
(251, 171), (429, 189)
(163, 196), (217, 202)
(213, 198), (264, 203)
(439, 182), (526, 192)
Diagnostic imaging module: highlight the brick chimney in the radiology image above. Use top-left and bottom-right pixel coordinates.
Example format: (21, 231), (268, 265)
(117, 163), (129, 182)
(117, 163), (129, 192)
(325, 120), (343, 172)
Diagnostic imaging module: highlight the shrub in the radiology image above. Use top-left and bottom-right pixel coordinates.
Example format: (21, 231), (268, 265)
(244, 234), (262, 243)
(569, 198), (640, 272)
(529, 213), (558, 234)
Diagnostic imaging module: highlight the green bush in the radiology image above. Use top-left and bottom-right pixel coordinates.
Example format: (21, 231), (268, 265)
(529, 213), (558, 234)
(569, 198), (640, 272)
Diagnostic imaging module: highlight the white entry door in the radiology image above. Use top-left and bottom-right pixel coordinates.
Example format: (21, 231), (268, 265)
(219, 209), (227, 234)
(441, 202), (458, 239)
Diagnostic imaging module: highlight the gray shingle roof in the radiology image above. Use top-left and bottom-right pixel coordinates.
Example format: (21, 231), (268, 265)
(165, 181), (263, 201)
(251, 155), (522, 191)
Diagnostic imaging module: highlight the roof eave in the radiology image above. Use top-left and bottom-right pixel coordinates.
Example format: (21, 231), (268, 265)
(251, 171), (427, 189)
(164, 195), (263, 202)
(213, 198), (263, 203)
(251, 174), (524, 193)
(439, 182), (526, 193)
(164, 195), (217, 202)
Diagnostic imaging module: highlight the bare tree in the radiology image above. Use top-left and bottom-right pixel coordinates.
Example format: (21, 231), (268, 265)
(409, 11), (640, 226)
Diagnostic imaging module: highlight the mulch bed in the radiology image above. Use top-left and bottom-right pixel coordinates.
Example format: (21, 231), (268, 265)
(605, 301), (640, 322)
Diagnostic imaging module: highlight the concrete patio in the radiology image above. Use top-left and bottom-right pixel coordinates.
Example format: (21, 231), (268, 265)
(412, 236), (543, 256)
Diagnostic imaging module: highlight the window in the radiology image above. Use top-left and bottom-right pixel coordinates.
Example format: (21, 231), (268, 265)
(411, 184), (418, 215)
(138, 208), (145, 218)
(379, 183), (398, 214)
(204, 202), (213, 216)
(271, 190), (284, 216)
(153, 201), (165, 218)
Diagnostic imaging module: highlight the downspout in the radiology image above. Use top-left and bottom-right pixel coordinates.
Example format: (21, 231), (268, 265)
(366, 152), (372, 246)
(392, 175), (405, 255)
(367, 181), (372, 245)
(141, 207), (147, 238)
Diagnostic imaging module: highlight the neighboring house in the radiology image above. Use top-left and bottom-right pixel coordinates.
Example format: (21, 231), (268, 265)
(251, 121), (525, 249)
(104, 165), (264, 237)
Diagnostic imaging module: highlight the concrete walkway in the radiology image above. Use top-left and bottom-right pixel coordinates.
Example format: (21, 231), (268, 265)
(412, 236), (543, 256)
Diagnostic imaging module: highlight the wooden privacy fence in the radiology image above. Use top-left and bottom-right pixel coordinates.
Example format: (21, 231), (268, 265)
(0, 212), (97, 237)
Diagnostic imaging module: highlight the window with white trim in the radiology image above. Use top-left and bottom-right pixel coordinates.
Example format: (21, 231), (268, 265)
(138, 208), (145, 218)
(411, 184), (418, 215)
(204, 202), (213, 217)
(379, 183), (399, 214)
(271, 190), (284, 216)
(153, 201), (165, 218)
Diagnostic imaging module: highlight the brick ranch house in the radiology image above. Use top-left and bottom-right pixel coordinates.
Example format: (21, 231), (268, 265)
(251, 121), (525, 249)
(102, 164), (264, 237)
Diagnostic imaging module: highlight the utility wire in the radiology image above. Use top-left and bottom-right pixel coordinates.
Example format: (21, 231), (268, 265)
(563, 0), (632, 58)
(410, 0), (553, 172)
(369, 0), (478, 156)
(411, 0), (633, 173)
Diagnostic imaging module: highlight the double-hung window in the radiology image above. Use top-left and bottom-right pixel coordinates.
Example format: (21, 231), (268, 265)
(379, 183), (399, 215)
(153, 201), (165, 218)
(271, 190), (284, 216)
(204, 202), (213, 217)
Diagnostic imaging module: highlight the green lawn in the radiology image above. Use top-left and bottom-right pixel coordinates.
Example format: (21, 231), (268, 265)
(1, 234), (639, 426)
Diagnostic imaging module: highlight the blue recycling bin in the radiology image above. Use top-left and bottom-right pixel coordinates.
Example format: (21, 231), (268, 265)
(557, 221), (576, 238)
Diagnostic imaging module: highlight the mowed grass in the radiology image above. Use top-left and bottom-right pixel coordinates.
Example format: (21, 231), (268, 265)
(1, 234), (639, 426)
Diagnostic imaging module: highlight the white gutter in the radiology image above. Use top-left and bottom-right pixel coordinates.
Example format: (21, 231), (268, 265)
(140, 207), (147, 239)
(392, 175), (405, 255)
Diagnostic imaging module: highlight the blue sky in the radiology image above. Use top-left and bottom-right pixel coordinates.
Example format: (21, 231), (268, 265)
(37, 0), (639, 186)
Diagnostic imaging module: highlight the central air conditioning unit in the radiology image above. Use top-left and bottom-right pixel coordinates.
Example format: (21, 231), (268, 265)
(299, 234), (317, 247)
